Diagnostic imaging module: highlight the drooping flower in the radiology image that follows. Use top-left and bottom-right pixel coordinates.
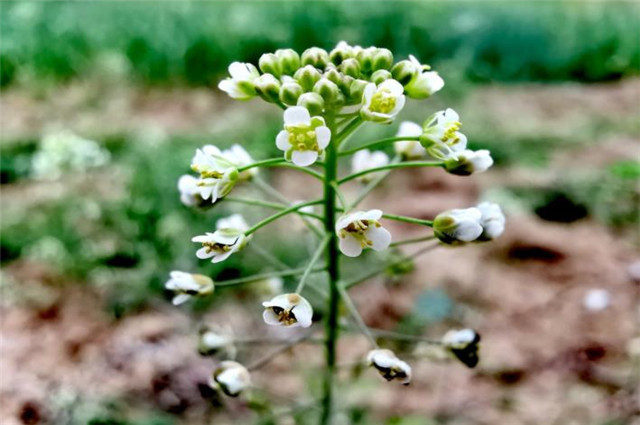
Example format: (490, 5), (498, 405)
(164, 271), (214, 305)
(433, 207), (483, 244)
(218, 62), (260, 100)
(192, 226), (249, 264)
(420, 108), (468, 159)
(476, 202), (505, 241)
(276, 106), (331, 166)
(444, 149), (494, 176)
(583, 289), (611, 312)
(220, 144), (257, 181)
(351, 149), (390, 183)
(210, 361), (251, 397)
(442, 329), (481, 368)
(394, 121), (427, 160)
(366, 349), (412, 385)
(190, 145), (238, 203)
(262, 293), (313, 328)
(360, 79), (406, 124)
(335, 210), (391, 257)
(404, 55), (445, 99)
(177, 174), (205, 207)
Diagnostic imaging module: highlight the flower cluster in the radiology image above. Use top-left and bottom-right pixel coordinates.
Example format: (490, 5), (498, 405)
(433, 202), (505, 244)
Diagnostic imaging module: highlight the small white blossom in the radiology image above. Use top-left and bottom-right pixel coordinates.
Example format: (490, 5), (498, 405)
(198, 327), (235, 357)
(276, 106), (331, 166)
(583, 289), (611, 312)
(404, 55), (445, 99)
(476, 202), (505, 240)
(177, 175), (204, 207)
(192, 227), (249, 264)
(421, 108), (467, 159)
(442, 329), (481, 368)
(335, 209), (391, 257)
(215, 213), (249, 232)
(165, 271), (214, 305)
(262, 293), (313, 328)
(394, 121), (427, 159)
(220, 144), (257, 181)
(444, 149), (494, 176)
(360, 79), (406, 124)
(210, 361), (251, 397)
(218, 62), (260, 100)
(433, 207), (483, 244)
(366, 349), (412, 385)
(351, 149), (389, 183)
(190, 145), (239, 203)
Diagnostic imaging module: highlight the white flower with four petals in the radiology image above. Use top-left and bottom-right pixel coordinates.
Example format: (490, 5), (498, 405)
(335, 209), (392, 257)
(276, 106), (331, 166)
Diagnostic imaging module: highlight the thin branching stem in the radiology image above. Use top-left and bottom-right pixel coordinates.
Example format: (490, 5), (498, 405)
(389, 234), (437, 247)
(381, 213), (433, 227)
(239, 158), (325, 181)
(245, 199), (323, 236)
(348, 155), (401, 210)
(338, 161), (443, 184)
(246, 331), (315, 371)
(216, 266), (326, 287)
(337, 284), (378, 348)
(296, 236), (331, 294)
(334, 116), (363, 148)
(338, 136), (420, 156)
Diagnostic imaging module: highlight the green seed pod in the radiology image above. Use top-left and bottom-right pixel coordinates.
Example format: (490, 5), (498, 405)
(313, 78), (344, 108)
(294, 65), (322, 92)
(279, 81), (304, 106)
(259, 53), (282, 78)
(370, 69), (392, 85)
(339, 58), (361, 79)
(391, 60), (419, 86)
(254, 74), (281, 103)
(301, 47), (329, 69)
(297, 92), (325, 116)
(372, 48), (394, 71)
(275, 48), (300, 76)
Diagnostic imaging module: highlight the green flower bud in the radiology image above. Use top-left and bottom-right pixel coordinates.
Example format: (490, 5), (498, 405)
(297, 92), (325, 116)
(313, 78), (344, 108)
(329, 41), (355, 65)
(391, 60), (419, 86)
(356, 47), (377, 74)
(259, 53), (282, 78)
(370, 69), (392, 85)
(348, 79), (369, 103)
(324, 68), (351, 94)
(279, 81), (304, 106)
(254, 74), (281, 103)
(372, 48), (394, 71)
(301, 47), (329, 69)
(294, 65), (322, 91)
(339, 58), (361, 78)
(275, 48), (300, 75)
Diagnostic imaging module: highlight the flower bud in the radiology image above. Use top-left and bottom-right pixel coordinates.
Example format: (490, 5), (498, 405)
(210, 361), (251, 397)
(370, 69), (392, 85)
(391, 60), (419, 86)
(444, 149), (493, 176)
(476, 202), (505, 241)
(293, 64), (322, 91)
(348, 79), (369, 103)
(442, 329), (481, 368)
(313, 78), (344, 107)
(301, 47), (329, 69)
(405, 70), (444, 99)
(275, 48), (300, 75)
(254, 74), (281, 103)
(339, 58), (361, 78)
(258, 53), (282, 78)
(433, 207), (483, 244)
(198, 327), (233, 356)
(279, 81), (304, 106)
(297, 92), (325, 116)
(367, 349), (412, 385)
(329, 40), (356, 65)
(372, 48), (393, 71)
(356, 47), (377, 74)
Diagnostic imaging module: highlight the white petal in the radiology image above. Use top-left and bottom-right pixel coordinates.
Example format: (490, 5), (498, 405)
(262, 309), (282, 326)
(196, 247), (215, 259)
(172, 293), (192, 305)
(228, 62), (251, 80)
(293, 300), (313, 328)
(361, 209), (383, 221)
(380, 79), (404, 96)
(284, 106), (311, 126)
(315, 126), (331, 149)
(339, 235), (363, 257)
(391, 95), (406, 115)
(276, 131), (291, 151)
(291, 150), (318, 166)
(362, 83), (376, 105)
(366, 226), (391, 251)
(396, 121), (423, 138)
(335, 213), (356, 231)
(211, 250), (234, 263)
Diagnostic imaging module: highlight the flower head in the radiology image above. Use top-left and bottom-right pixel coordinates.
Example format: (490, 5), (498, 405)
(177, 174), (205, 207)
(394, 121), (427, 160)
(210, 361), (251, 397)
(276, 106), (331, 166)
(360, 79), (406, 124)
(336, 209), (391, 257)
(262, 293), (313, 328)
(420, 108), (467, 159)
(190, 145), (239, 203)
(433, 207), (483, 244)
(351, 149), (390, 183)
(215, 213), (250, 233)
(220, 144), (257, 181)
(404, 55), (444, 99)
(366, 349), (412, 385)
(218, 62), (260, 100)
(476, 202), (505, 240)
(442, 329), (481, 368)
(444, 149), (493, 176)
(165, 271), (214, 305)
(192, 226), (249, 264)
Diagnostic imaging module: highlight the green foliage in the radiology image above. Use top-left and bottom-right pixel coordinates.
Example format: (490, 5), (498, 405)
(1, 1), (638, 90)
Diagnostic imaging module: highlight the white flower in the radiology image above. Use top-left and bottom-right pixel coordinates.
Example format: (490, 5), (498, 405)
(276, 106), (331, 166)
(444, 149), (494, 176)
(366, 349), (412, 385)
(442, 328), (481, 368)
(198, 327), (235, 356)
(360, 79), (406, 124)
(165, 271), (214, 305)
(190, 145), (239, 203)
(210, 361), (251, 397)
(335, 209), (391, 257)
(218, 62), (260, 100)
(433, 207), (483, 244)
(220, 144), (257, 181)
(476, 202), (505, 240)
(351, 149), (390, 183)
(215, 213), (249, 232)
(177, 175), (205, 207)
(420, 108), (467, 159)
(583, 289), (610, 312)
(192, 228), (249, 263)
(262, 293), (313, 328)
(394, 121), (427, 159)
(404, 55), (444, 99)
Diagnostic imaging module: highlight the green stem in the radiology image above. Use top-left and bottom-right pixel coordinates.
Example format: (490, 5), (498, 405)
(338, 136), (420, 156)
(381, 213), (433, 227)
(239, 158), (325, 181)
(295, 236), (331, 294)
(348, 155), (401, 209)
(389, 234), (436, 247)
(338, 161), (443, 184)
(334, 116), (363, 148)
(244, 199), (323, 236)
(216, 266), (327, 287)
(337, 284), (378, 347)
(330, 182), (348, 210)
(225, 197), (324, 221)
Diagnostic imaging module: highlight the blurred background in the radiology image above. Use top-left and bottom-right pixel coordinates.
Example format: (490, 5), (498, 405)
(1, 1), (639, 424)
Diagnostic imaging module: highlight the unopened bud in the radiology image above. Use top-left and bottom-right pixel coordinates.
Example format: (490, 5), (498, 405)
(301, 47), (329, 69)
(372, 48), (393, 71)
(349, 79), (369, 103)
(279, 81), (304, 106)
(329, 41), (355, 65)
(297, 92), (325, 116)
(370, 69), (392, 85)
(294, 65), (322, 91)
(339, 58), (361, 78)
(259, 53), (282, 78)
(275, 48), (300, 75)
(356, 47), (377, 74)
(313, 78), (344, 107)
(433, 208), (483, 244)
(391, 60), (419, 86)
(444, 150), (493, 176)
(254, 74), (281, 103)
